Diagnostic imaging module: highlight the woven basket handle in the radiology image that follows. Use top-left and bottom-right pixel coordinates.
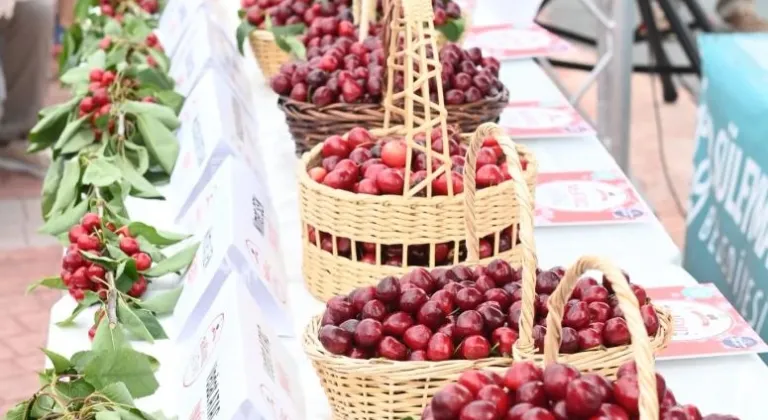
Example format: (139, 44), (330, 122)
(462, 123), (537, 272)
(382, 0), (454, 198)
(353, 0), (375, 41)
(538, 256), (660, 420)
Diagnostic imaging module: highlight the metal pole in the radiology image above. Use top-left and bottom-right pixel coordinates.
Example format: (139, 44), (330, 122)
(596, 0), (611, 150)
(603, 0), (635, 176)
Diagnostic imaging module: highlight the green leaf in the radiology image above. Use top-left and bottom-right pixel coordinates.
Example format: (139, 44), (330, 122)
(143, 242), (199, 277)
(54, 378), (95, 400)
(56, 291), (101, 326)
(47, 157), (81, 218)
(153, 90), (185, 115)
(134, 309), (168, 340)
(116, 156), (163, 199)
(136, 67), (173, 91)
(117, 408), (152, 420)
(117, 300), (154, 342)
(103, 18), (124, 36)
(115, 259), (139, 293)
(41, 348), (71, 373)
(121, 101), (179, 130)
(235, 20), (257, 55)
(282, 36), (306, 60)
(4, 401), (28, 420)
(70, 350), (94, 371)
(39, 199), (89, 235)
(83, 348), (159, 398)
(61, 129), (96, 154)
(135, 237), (166, 262)
(29, 96), (79, 146)
(80, 251), (118, 270)
(138, 286), (183, 315)
(41, 158), (64, 219)
(135, 114), (179, 174)
(60, 65), (90, 85)
(53, 116), (88, 150)
(436, 17), (466, 42)
(82, 158), (122, 187)
(101, 382), (134, 405)
(96, 410), (122, 420)
(27, 276), (66, 293)
(147, 48), (171, 73)
(128, 222), (188, 247)
(270, 22), (306, 37)
(106, 45), (130, 68)
(93, 317), (130, 352)
(124, 142), (150, 175)
(74, 0), (91, 21)
(87, 50), (107, 69)
(58, 26), (81, 76)
(107, 243), (129, 260)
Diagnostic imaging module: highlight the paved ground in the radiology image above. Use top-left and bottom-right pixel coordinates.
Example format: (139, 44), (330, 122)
(1, 0), (765, 412)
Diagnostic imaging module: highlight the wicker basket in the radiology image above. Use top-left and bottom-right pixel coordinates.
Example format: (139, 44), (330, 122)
(303, 315), (512, 420)
(513, 254), (674, 378)
(248, 29), (291, 80)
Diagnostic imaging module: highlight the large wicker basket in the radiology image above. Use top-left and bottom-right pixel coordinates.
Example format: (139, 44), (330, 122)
(248, 29), (291, 80)
(513, 254), (674, 378)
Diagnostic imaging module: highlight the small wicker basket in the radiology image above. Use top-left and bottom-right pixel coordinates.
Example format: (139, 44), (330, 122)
(513, 254), (674, 378)
(248, 29), (291, 80)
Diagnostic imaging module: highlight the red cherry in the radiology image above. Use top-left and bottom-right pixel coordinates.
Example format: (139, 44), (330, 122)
(564, 378), (602, 417)
(354, 318), (383, 347)
(515, 380), (548, 407)
(588, 302), (612, 323)
(543, 363), (581, 400)
(417, 300), (446, 330)
(323, 169), (356, 190)
(375, 168), (405, 194)
(457, 370), (496, 396)
(491, 327), (517, 357)
(477, 385), (510, 416)
(577, 328), (603, 350)
(318, 325), (352, 355)
(460, 335), (490, 360)
(399, 288), (429, 313)
(455, 287), (484, 311)
(119, 237), (140, 255)
(361, 299), (387, 321)
(377, 336), (407, 360)
(77, 234), (101, 251)
(349, 286), (377, 312)
(596, 404), (630, 420)
(339, 319), (359, 335)
(680, 404), (702, 420)
(132, 252), (152, 271)
(630, 284), (648, 305)
(308, 167), (328, 183)
(432, 383), (474, 419)
(506, 403), (534, 420)
(347, 127), (374, 148)
(426, 332), (454, 361)
(504, 362), (543, 391)
(321, 135), (351, 158)
(403, 324), (431, 351)
(381, 140), (408, 168)
(640, 304), (660, 335)
(582, 285), (609, 304)
(459, 400), (497, 420)
(603, 317), (631, 347)
(476, 164), (504, 188)
(270, 73), (292, 95)
(81, 213), (101, 232)
(564, 301), (590, 330)
(519, 408), (556, 420)
(341, 79), (363, 103)
(612, 376), (639, 415)
(455, 310), (484, 339)
(382, 312), (414, 337)
(68, 225), (88, 244)
(573, 277), (599, 299)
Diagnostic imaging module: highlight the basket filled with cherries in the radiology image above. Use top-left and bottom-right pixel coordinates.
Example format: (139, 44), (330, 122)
(270, 0), (507, 154)
(302, 254), (673, 419)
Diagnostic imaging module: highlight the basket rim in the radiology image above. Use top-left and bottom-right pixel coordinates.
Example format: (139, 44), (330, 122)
(513, 304), (674, 360)
(303, 314), (513, 370)
(296, 134), (538, 205)
(278, 86), (510, 113)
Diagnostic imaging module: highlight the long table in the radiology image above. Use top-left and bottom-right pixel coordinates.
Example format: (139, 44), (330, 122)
(43, 0), (768, 418)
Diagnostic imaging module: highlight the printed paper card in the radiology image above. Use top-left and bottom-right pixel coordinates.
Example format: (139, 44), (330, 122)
(647, 283), (768, 360)
(534, 171), (652, 226)
(169, 8), (246, 99)
(463, 23), (570, 60)
(501, 101), (595, 138)
(170, 69), (259, 220)
(177, 275), (305, 420)
(177, 156), (291, 332)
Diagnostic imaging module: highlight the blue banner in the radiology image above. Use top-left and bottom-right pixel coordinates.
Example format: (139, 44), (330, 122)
(685, 34), (768, 362)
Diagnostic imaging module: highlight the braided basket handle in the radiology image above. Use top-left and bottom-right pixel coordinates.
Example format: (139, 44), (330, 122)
(537, 256), (660, 420)
(353, 0), (375, 41)
(462, 123), (537, 270)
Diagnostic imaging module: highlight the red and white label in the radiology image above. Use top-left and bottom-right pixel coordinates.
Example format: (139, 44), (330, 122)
(648, 284), (768, 360)
(463, 24), (570, 60)
(535, 171), (651, 226)
(501, 102), (594, 138)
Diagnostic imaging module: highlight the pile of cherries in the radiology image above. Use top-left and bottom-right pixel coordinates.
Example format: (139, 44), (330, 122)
(317, 260), (661, 361)
(99, 0), (159, 17)
(271, 35), (386, 105)
(438, 44), (504, 105)
(308, 126), (526, 195)
(78, 68), (155, 138)
(242, 0), (353, 28)
(63, 213), (151, 304)
(423, 361), (738, 420)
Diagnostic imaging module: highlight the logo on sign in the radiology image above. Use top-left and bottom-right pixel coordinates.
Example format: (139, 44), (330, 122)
(183, 313), (225, 387)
